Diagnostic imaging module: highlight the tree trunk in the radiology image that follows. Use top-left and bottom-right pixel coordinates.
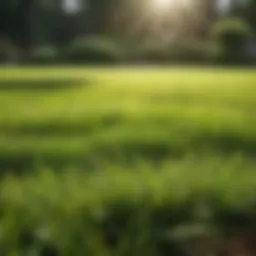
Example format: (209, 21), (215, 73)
(17, 0), (33, 50)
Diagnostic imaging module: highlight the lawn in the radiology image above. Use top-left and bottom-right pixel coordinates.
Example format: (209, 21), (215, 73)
(0, 67), (255, 170)
(0, 66), (255, 255)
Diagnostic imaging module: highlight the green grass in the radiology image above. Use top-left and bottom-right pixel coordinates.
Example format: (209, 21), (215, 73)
(0, 67), (255, 255)
(0, 154), (255, 255)
(0, 67), (255, 171)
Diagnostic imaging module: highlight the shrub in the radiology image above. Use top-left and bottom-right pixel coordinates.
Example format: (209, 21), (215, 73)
(27, 46), (59, 65)
(138, 42), (215, 64)
(169, 42), (216, 64)
(211, 18), (253, 64)
(139, 44), (170, 63)
(0, 39), (15, 63)
(0, 46), (7, 62)
(212, 18), (252, 45)
(66, 36), (125, 64)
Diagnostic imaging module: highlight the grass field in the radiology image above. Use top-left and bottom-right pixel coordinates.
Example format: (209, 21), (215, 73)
(0, 67), (255, 255)
(0, 67), (255, 170)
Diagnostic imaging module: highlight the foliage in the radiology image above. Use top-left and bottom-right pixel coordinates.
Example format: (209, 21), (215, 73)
(0, 38), (15, 62)
(212, 17), (252, 46)
(228, 0), (256, 34)
(27, 45), (59, 64)
(170, 42), (216, 64)
(211, 18), (253, 64)
(66, 36), (125, 64)
(137, 42), (218, 64)
(1, 0), (255, 67)
(138, 44), (170, 63)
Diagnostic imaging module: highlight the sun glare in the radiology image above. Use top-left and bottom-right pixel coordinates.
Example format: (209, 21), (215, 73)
(153, 0), (172, 9)
(152, 0), (191, 10)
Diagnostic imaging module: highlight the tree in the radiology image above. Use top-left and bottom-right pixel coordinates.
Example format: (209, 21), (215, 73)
(0, 0), (33, 50)
(18, 0), (33, 48)
(184, 0), (218, 40)
(212, 17), (252, 63)
(229, 0), (256, 33)
(0, 0), (19, 41)
(246, 0), (256, 33)
(85, 0), (118, 35)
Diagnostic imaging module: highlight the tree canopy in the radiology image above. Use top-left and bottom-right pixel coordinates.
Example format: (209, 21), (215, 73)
(0, 0), (255, 49)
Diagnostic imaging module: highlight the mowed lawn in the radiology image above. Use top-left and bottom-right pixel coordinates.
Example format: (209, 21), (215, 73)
(0, 67), (255, 255)
(0, 67), (255, 171)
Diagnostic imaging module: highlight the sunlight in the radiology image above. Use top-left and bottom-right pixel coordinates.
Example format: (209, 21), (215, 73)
(151, 0), (191, 11)
(153, 0), (173, 9)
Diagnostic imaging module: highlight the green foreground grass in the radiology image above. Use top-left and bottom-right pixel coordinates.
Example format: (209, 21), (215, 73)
(0, 67), (255, 255)
(0, 67), (255, 170)
(1, 155), (256, 255)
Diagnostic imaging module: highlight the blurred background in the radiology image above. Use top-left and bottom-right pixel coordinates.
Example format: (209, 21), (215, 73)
(0, 0), (256, 65)
(0, 1), (256, 256)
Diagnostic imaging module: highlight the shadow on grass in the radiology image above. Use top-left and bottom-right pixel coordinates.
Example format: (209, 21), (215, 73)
(0, 78), (90, 92)
(0, 140), (255, 175)
(0, 113), (123, 137)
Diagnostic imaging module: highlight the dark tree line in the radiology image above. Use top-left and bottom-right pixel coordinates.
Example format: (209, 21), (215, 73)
(0, 0), (255, 50)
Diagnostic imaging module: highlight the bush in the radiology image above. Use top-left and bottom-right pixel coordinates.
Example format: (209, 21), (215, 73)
(211, 18), (253, 64)
(169, 42), (216, 64)
(138, 43), (170, 63)
(27, 46), (59, 65)
(138, 42), (215, 64)
(0, 39), (15, 63)
(212, 18), (252, 44)
(66, 36), (125, 64)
